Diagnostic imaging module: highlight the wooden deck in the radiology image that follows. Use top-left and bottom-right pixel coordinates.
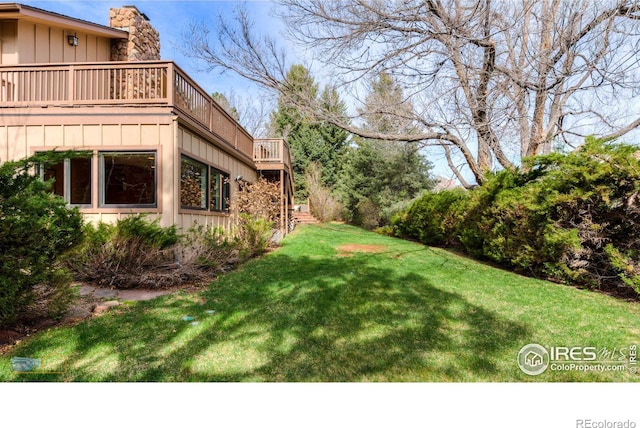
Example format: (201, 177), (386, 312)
(253, 138), (292, 173)
(0, 60), (255, 161)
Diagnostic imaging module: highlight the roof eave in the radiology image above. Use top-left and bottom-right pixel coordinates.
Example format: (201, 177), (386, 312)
(0, 3), (128, 39)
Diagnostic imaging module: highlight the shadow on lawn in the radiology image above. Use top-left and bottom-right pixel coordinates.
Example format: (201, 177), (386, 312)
(2, 251), (530, 382)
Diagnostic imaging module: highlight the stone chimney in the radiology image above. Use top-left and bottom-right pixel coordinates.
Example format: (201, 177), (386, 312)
(109, 5), (160, 61)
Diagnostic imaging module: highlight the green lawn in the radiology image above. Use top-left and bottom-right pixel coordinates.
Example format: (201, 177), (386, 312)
(1, 223), (639, 381)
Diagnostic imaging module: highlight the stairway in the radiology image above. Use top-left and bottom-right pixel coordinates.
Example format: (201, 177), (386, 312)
(294, 210), (319, 224)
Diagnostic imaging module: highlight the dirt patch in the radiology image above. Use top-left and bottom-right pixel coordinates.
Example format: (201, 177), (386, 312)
(336, 244), (388, 256)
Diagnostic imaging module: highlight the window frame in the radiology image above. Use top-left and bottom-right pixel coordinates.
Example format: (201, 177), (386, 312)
(210, 167), (231, 212)
(38, 151), (93, 208)
(178, 152), (231, 214)
(180, 154), (209, 210)
(99, 150), (158, 209)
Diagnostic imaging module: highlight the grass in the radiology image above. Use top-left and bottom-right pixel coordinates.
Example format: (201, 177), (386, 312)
(1, 223), (639, 381)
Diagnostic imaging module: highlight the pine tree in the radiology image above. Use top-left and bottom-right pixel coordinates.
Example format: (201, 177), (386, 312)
(338, 72), (434, 226)
(269, 65), (349, 198)
(211, 92), (240, 121)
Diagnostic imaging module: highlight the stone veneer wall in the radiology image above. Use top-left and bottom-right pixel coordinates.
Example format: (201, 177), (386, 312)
(109, 6), (160, 61)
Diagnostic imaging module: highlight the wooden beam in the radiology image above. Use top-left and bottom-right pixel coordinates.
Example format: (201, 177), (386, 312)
(280, 169), (285, 235)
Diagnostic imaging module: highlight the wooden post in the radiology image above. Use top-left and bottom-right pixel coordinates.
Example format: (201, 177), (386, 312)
(167, 62), (175, 108)
(284, 180), (289, 234)
(68, 64), (75, 106)
(280, 169), (285, 235)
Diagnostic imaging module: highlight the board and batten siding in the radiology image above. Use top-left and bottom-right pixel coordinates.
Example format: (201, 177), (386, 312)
(0, 119), (176, 228)
(0, 117), (260, 234)
(0, 20), (112, 65)
(0, 20), (18, 64)
(176, 124), (257, 232)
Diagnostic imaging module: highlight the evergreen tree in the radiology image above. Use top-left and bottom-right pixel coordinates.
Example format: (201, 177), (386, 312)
(316, 86), (349, 188)
(211, 92), (240, 121)
(269, 65), (349, 198)
(338, 73), (434, 226)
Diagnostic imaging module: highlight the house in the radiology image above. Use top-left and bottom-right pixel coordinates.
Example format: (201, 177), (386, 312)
(0, 3), (294, 234)
(433, 175), (460, 192)
(525, 351), (543, 368)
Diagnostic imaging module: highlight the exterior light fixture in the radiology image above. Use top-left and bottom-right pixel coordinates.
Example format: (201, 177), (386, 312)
(67, 35), (78, 46)
(235, 175), (248, 186)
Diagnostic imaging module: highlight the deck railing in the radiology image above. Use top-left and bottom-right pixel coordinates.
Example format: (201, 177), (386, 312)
(253, 138), (291, 168)
(0, 60), (254, 160)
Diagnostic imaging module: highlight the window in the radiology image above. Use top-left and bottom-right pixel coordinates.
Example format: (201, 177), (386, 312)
(40, 153), (92, 206)
(43, 161), (65, 197)
(180, 156), (208, 209)
(100, 152), (156, 207)
(210, 168), (230, 212)
(210, 171), (220, 211)
(179, 154), (230, 212)
(69, 157), (93, 205)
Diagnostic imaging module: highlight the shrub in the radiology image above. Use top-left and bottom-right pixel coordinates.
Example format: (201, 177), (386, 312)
(114, 215), (179, 249)
(393, 188), (469, 245)
(178, 225), (239, 275)
(354, 198), (381, 230)
(232, 176), (280, 256)
(69, 216), (248, 289)
(234, 213), (274, 259)
(454, 173), (582, 274)
(380, 196), (421, 227)
(69, 215), (183, 289)
(393, 138), (640, 297)
(0, 153), (84, 327)
(305, 162), (343, 222)
(70, 186), (283, 289)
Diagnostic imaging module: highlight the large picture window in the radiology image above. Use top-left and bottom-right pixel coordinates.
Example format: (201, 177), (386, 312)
(40, 153), (92, 206)
(181, 156), (208, 209)
(100, 152), (156, 207)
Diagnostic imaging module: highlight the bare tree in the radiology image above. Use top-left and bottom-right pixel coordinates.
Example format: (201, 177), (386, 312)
(211, 90), (273, 137)
(181, 0), (640, 186)
(228, 90), (274, 138)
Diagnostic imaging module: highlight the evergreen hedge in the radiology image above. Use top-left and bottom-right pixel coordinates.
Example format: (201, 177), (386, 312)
(0, 153), (84, 327)
(392, 139), (640, 297)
